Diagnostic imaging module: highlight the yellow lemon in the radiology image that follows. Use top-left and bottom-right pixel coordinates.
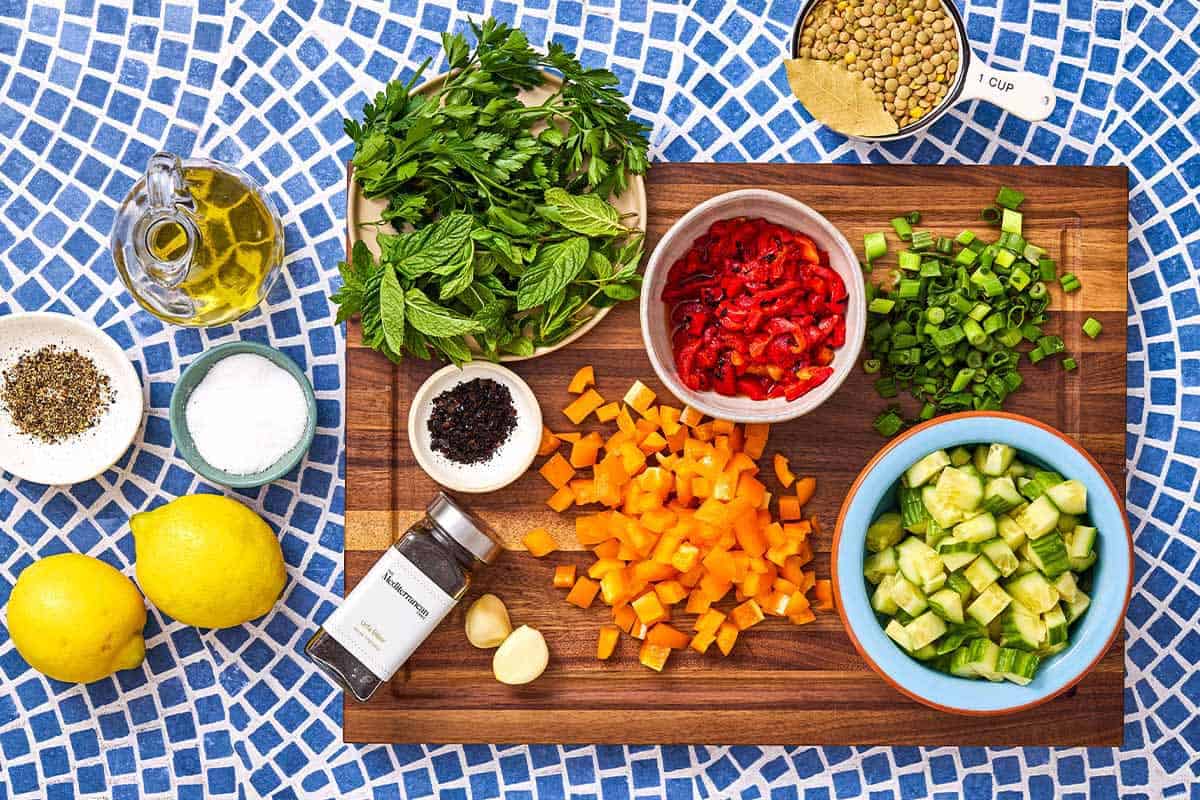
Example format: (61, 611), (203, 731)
(7, 554), (146, 683)
(131, 494), (286, 628)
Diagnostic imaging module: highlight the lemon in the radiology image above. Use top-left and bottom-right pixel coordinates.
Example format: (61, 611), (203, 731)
(7, 554), (146, 683)
(131, 494), (286, 628)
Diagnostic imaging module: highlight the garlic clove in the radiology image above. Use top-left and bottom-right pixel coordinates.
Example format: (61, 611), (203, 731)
(465, 593), (512, 649)
(492, 624), (549, 685)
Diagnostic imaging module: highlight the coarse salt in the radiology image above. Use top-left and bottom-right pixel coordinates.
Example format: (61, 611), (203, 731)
(185, 353), (308, 475)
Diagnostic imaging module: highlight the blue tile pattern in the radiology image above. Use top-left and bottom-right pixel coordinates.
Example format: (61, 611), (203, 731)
(0, 0), (1196, 796)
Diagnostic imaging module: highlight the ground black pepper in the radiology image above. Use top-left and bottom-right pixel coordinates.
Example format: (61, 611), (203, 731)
(427, 378), (517, 464)
(1, 345), (114, 443)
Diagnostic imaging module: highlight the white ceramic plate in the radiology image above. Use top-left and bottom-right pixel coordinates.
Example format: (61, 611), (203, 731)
(408, 362), (543, 493)
(346, 71), (647, 361)
(0, 312), (144, 485)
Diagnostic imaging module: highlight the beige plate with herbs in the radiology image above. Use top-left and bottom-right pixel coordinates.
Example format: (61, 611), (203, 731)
(346, 71), (648, 362)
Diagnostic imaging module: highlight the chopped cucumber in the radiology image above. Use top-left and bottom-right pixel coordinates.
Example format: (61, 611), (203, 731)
(905, 610), (948, 651)
(954, 511), (997, 543)
(1015, 495), (1060, 539)
(899, 487), (930, 533)
(982, 443), (1017, 476)
(980, 538), (1019, 576)
(1000, 605), (1045, 651)
(890, 574), (929, 616)
(922, 485), (963, 529)
(885, 618), (912, 651)
(928, 588), (965, 624)
(982, 476), (1022, 514)
(866, 443), (1100, 686)
(997, 514), (1027, 550)
(1044, 479), (1087, 515)
(1063, 589), (1091, 623)
(866, 512), (905, 553)
(997, 647), (1040, 685)
(967, 583), (1012, 626)
(964, 555), (1002, 592)
(1005, 571), (1060, 614)
(906, 449), (951, 488)
(864, 547), (899, 584)
(1043, 606), (1069, 646)
(935, 467), (985, 512)
(1024, 532), (1071, 578)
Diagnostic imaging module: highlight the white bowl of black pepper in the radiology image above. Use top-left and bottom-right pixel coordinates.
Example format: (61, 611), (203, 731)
(0, 312), (144, 485)
(408, 362), (543, 493)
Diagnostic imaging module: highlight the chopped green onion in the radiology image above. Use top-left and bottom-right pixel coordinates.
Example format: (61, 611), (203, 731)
(1001, 209), (1023, 235)
(864, 232), (888, 262)
(1037, 335), (1065, 355)
(873, 408), (905, 437)
(897, 279), (922, 299)
(874, 376), (898, 398)
(868, 298), (896, 314)
(863, 358), (882, 374)
(919, 260), (943, 277)
(919, 402), (936, 420)
(898, 250), (922, 271)
(981, 206), (1002, 225)
(1028, 281), (1048, 300)
(906, 211), (921, 225)
(926, 307), (946, 325)
(1062, 357), (1078, 371)
(993, 249), (1016, 269)
(1028, 347), (1046, 364)
(955, 247), (979, 266)
(891, 216), (914, 241)
(1060, 273), (1081, 293)
(1038, 258), (1057, 281)
(936, 236), (954, 255)
(910, 230), (934, 251)
(1008, 267), (1031, 291)
(1083, 317), (1103, 339)
(956, 230), (977, 246)
(995, 186), (1025, 210)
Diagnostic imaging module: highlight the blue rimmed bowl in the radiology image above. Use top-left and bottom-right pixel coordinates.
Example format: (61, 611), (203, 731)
(833, 411), (1132, 715)
(169, 341), (317, 489)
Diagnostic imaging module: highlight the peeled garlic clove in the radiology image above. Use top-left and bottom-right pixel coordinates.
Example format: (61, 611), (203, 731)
(465, 593), (512, 649)
(492, 625), (549, 685)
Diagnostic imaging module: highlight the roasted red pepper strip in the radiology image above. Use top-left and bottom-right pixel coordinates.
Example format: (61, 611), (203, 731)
(663, 217), (845, 402)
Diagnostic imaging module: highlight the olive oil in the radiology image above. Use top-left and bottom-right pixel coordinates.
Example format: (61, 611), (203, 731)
(113, 153), (284, 327)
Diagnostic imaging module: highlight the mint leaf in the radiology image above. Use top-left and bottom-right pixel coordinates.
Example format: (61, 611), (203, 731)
(405, 287), (483, 337)
(544, 188), (626, 237)
(516, 236), (589, 311)
(380, 267), (406, 354)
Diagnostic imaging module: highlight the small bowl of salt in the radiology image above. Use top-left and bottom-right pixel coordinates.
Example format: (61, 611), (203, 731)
(170, 342), (317, 488)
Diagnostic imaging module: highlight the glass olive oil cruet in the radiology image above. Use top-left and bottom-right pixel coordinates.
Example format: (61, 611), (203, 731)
(112, 152), (285, 327)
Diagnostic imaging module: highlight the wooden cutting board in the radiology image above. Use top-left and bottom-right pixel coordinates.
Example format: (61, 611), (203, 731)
(342, 164), (1128, 745)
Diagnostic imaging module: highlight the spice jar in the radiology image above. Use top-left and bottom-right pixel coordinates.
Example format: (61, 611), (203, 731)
(305, 492), (501, 701)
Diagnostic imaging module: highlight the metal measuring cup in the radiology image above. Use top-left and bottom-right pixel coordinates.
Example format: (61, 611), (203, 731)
(790, 0), (1055, 141)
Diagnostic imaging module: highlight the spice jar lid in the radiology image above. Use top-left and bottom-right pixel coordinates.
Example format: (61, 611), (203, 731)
(426, 492), (502, 564)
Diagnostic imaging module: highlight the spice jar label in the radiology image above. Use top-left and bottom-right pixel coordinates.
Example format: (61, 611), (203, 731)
(322, 549), (456, 681)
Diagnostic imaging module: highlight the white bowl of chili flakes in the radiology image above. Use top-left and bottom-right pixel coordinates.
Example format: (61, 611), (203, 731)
(640, 189), (865, 423)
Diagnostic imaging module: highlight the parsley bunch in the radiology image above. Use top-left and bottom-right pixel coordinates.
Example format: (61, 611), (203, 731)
(334, 18), (650, 363)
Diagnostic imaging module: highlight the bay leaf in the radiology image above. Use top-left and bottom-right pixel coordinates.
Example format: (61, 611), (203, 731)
(784, 58), (899, 137)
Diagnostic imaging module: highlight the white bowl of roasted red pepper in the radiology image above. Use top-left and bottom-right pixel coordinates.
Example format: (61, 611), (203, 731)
(641, 189), (865, 423)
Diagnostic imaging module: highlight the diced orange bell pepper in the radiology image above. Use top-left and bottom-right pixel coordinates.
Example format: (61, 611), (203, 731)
(691, 422), (714, 442)
(785, 590), (811, 618)
(814, 578), (835, 610)
(568, 365), (595, 394)
(653, 579), (688, 606)
(702, 547), (736, 582)
(547, 485), (575, 512)
(553, 564), (577, 588)
(711, 418), (735, 435)
(563, 389), (605, 425)
(569, 478), (597, 505)
(761, 590), (791, 617)
(684, 587), (712, 615)
(773, 453), (795, 488)
(522, 527), (557, 557)
(782, 554), (807, 585)
(566, 576), (600, 608)
(638, 640), (671, 671)
(597, 624), (620, 660)
(631, 591), (668, 625)
(595, 401), (621, 423)
(778, 496), (802, 521)
(630, 621), (651, 640)
(730, 599), (765, 630)
(790, 607), (816, 625)
(640, 405), (661, 426)
(588, 558), (625, 579)
(623, 380), (657, 413)
(690, 630), (716, 654)
(539, 453), (576, 489)
(794, 476), (817, 508)
(570, 432), (604, 468)
(698, 573), (732, 603)
(639, 431), (668, 454)
(659, 405), (682, 435)
(670, 541), (701, 573)
(694, 608), (727, 634)
(554, 431), (582, 443)
(742, 423), (770, 458)
(646, 622), (690, 649)
(538, 426), (561, 456)
(613, 604), (637, 633)
(715, 621), (739, 655)
(680, 405), (705, 428)
(599, 568), (632, 606)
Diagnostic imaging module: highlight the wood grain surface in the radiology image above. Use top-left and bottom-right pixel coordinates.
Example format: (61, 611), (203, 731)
(342, 164), (1128, 745)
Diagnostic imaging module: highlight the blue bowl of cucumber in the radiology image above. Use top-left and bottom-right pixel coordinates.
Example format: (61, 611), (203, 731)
(833, 411), (1132, 715)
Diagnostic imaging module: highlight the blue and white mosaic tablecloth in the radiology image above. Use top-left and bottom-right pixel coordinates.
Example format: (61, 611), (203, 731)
(0, 0), (1198, 797)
